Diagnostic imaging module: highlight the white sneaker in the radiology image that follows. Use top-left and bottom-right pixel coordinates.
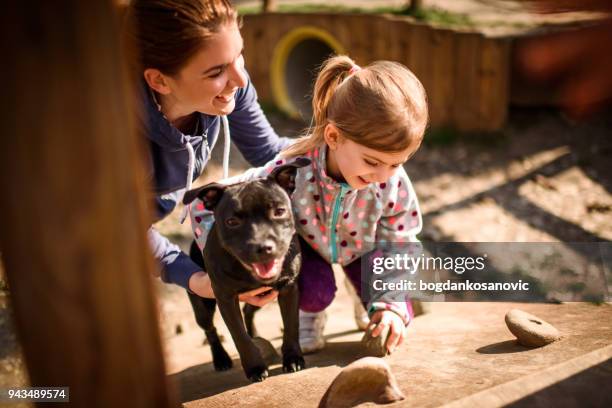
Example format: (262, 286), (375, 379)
(344, 277), (370, 331)
(299, 310), (327, 354)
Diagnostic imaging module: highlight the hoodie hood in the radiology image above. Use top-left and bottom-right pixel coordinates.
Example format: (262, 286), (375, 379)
(140, 83), (222, 202)
(142, 84), (215, 151)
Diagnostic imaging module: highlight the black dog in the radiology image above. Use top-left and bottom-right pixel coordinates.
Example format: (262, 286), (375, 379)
(183, 158), (309, 382)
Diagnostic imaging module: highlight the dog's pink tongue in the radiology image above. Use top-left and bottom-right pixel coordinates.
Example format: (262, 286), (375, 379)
(251, 260), (277, 279)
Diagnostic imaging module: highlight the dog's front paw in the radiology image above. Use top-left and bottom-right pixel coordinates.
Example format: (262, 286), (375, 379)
(246, 365), (269, 382)
(282, 355), (305, 373)
(212, 348), (233, 371)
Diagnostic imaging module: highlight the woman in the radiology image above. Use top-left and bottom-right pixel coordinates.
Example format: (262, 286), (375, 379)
(126, 0), (289, 305)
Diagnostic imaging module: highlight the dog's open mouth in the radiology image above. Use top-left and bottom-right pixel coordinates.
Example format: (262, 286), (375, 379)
(250, 258), (282, 280)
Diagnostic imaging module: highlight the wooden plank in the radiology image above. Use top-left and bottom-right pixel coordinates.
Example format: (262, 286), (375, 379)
(394, 21), (413, 70)
(453, 32), (482, 131)
(244, 14), (271, 98)
(407, 23), (433, 122)
(388, 18), (409, 64)
(443, 345), (612, 408)
(0, 2), (175, 407)
(371, 15), (392, 61)
(240, 15), (256, 82)
(328, 14), (353, 58)
(349, 14), (375, 64)
(478, 36), (510, 131)
(429, 28), (456, 127)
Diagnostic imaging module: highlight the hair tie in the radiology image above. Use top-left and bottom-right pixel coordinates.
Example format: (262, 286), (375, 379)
(348, 64), (361, 75)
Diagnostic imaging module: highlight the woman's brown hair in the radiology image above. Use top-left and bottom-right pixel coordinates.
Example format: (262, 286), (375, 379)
(125, 0), (238, 76)
(282, 55), (428, 158)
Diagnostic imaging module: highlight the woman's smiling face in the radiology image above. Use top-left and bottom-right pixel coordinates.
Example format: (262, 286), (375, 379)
(148, 21), (248, 119)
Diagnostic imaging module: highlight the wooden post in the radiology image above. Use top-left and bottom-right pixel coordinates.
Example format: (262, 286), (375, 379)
(263, 0), (278, 12)
(0, 1), (175, 407)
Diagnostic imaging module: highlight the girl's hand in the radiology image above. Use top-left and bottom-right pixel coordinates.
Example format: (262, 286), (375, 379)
(368, 310), (407, 354)
(188, 272), (278, 307)
(238, 286), (279, 307)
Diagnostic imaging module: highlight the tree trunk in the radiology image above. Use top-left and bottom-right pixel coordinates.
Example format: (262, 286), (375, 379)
(408, 0), (424, 13)
(263, 0), (278, 12)
(0, 1), (175, 407)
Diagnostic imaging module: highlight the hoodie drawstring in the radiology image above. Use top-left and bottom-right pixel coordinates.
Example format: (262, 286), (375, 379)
(179, 115), (231, 224)
(179, 141), (196, 224)
(221, 115), (230, 179)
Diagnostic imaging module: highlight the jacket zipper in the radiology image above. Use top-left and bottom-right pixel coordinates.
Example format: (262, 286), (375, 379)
(330, 184), (349, 263)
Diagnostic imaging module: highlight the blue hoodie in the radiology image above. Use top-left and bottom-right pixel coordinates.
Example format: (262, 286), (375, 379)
(143, 73), (292, 291)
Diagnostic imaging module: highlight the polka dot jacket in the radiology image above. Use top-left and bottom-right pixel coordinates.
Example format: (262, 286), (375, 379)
(189, 144), (422, 326)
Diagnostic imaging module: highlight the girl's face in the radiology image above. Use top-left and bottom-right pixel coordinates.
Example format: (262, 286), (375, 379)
(148, 22), (248, 119)
(325, 124), (416, 190)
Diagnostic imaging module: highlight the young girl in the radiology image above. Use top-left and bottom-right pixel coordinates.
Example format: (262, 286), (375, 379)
(190, 55), (428, 354)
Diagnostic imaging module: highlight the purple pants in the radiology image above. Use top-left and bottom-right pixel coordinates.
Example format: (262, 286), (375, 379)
(298, 236), (364, 312)
(297, 238), (415, 321)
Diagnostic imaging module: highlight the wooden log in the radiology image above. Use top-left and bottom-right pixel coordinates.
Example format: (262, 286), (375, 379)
(0, 1), (175, 407)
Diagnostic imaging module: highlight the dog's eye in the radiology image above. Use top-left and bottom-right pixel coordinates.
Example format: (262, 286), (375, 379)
(273, 208), (286, 218)
(225, 217), (241, 227)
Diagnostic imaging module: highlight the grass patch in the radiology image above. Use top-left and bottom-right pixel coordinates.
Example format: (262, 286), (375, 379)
(239, 4), (373, 15)
(238, 4), (473, 28)
(397, 6), (473, 27)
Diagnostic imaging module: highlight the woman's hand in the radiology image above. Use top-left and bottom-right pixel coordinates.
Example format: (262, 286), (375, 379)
(368, 310), (407, 354)
(189, 271), (279, 307)
(188, 271), (215, 298)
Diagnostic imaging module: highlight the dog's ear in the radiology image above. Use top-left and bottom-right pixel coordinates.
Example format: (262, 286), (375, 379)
(183, 183), (227, 210)
(269, 158), (311, 195)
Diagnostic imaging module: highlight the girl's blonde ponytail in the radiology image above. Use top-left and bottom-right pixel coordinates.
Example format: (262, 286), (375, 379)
(282, 55), (428, 158)
(281, 55), (356, 158)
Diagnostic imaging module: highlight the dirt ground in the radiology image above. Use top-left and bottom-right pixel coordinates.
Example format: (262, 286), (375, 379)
(159, 106), (612, 406)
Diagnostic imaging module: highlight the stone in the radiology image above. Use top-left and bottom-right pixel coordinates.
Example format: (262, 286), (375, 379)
(505, 309), (561, 347)
(252, 336), (281, 365)
(319, 357), (405, 408)
(361, 324), (391, 357)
